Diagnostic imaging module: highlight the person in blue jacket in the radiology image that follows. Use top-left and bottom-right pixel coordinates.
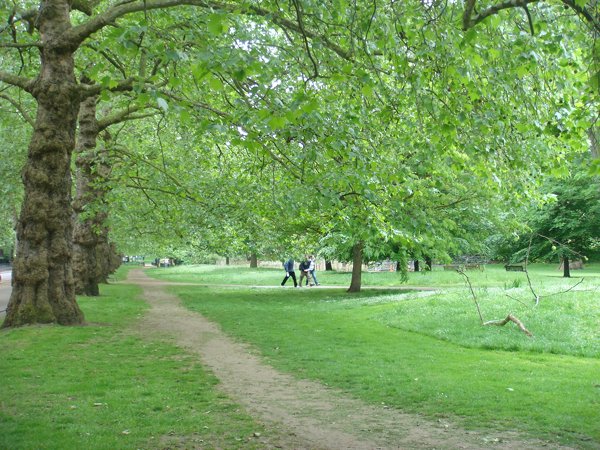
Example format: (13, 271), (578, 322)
(281, 258), (298, 287)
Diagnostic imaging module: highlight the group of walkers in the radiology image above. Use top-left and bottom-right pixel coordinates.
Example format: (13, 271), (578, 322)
(281, 255), (319, 287)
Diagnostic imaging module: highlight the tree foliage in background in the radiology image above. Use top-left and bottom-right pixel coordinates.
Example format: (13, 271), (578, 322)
(508, 172), (600, 274)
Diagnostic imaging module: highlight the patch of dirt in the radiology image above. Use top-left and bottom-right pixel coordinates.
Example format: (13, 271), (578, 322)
(127, 269), (572, 450)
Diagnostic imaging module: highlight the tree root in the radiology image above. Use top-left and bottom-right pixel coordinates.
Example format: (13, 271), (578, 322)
(483, 314), (533, 337)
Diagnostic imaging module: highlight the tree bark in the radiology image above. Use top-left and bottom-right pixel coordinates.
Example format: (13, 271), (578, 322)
(3, 0), (84, 327)
(563, 256), (571, 278)
(348, 242), (363, 293)
(425, 256), (433, 271)
(72, 86), (102, 296)
(590, 127), (599, 159)
(414, 260), (420, 272)
(325, 260), (333, 271)
(249, 252), (258, 268)
(72, 95), (119, 295)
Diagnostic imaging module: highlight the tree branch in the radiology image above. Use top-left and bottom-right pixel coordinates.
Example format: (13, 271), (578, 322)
(68, 0), (353, 61)
(0, 71), (35, 93)
(97, 104), (159, 131)
(560, 0), (600, 32)
(464, 0), (540, 29)
(0, 94), (35, 127)
(463, 0), (599, 33)
(71, 0), (102, 16)
(77, 77), (137, 97)
(0, 42), (42, 49)
(484, 314), (533, 337)
(458, 268), (484, 324)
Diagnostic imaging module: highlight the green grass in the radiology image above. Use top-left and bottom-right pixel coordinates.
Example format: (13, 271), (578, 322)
(2, 263), (599, 448)
(148, 262), (600, 288)
(0, 282), (269, 450)
(162, 264), (600, 448)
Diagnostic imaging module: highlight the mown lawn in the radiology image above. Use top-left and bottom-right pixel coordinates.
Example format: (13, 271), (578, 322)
(154, 263), (600, 448)
(0, 279), (269, 450)
(2, 263), (598, 449)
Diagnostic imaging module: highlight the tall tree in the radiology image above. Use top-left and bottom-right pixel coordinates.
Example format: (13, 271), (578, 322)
(0, 0), (369, 327)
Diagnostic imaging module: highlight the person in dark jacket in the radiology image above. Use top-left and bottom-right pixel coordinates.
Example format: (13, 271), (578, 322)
(298, 257), (311, 287)
(281, 258), (298, 287)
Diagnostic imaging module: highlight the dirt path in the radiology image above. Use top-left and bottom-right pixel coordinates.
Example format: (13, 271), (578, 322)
(127, 269), (570, 450)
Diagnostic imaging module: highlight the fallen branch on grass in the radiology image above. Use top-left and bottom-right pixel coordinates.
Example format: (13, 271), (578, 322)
(483, 314), (533, 337)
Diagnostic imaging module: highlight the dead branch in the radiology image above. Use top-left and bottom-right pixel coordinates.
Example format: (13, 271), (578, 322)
(484, 314), (533, 337)
(524, 234), (540, 305)
(458, 269), (484, 324)
(503, 292), (531, 308)
(543, 277), (585, 299)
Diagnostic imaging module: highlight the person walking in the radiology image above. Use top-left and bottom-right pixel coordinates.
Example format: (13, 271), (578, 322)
(281, 258), (298, 287)
(308, 255), (319, 286)
(298, 257), (310, 287)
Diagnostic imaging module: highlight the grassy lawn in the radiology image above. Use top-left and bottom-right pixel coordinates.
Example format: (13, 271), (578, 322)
(0, 278), (269, 450)
(154, 263), (600, 448)
(2, 263), (598, 449)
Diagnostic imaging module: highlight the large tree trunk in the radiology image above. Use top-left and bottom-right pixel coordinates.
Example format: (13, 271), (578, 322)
(348, 242), (363, 293)
(325, 260), (333, 271)
(73, 87), (102, 296)
(2, 0), (83, 327)
(72, 89), (118, 295)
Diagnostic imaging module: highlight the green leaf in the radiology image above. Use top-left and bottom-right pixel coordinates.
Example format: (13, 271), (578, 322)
(207, 14), (225, 35)
(268, 116), (288, 129)
(208, 76), (223, 90)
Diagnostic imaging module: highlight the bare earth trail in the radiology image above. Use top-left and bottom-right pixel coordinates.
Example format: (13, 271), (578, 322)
(127, 269), (570, 450)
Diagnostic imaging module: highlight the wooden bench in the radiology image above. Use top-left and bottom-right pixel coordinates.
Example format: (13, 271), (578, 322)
(504, 264), (525, 272)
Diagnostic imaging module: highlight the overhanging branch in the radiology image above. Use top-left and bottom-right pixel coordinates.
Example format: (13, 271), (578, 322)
(98, 104), (159, 131)
(68, 0), (354, 61)
(0, 71), (35, 93)
(463, 0), (600, 33)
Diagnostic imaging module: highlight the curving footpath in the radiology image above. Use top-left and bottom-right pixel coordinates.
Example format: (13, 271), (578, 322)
(127, 268), (572, 450)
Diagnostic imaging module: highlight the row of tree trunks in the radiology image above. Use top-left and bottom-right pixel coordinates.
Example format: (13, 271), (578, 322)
(72, 84), (120, 296)
(72, 85), (102, 296)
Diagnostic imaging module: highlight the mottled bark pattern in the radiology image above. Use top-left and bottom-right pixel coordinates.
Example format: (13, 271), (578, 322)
(2, 0), (83, 327)
(72, 91), (109, 296)
(348, 242), (363, 293)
